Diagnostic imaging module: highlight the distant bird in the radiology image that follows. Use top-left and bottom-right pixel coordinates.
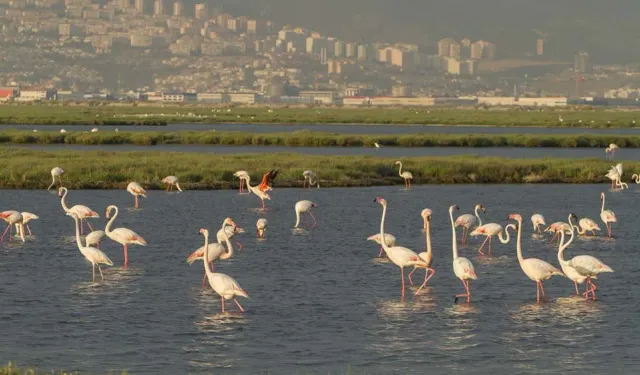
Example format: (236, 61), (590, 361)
(33, 129), (38, 133)
(448, 205), (477, 304)
(256, 218), (268, 239)
(241, 175), (271, 210)
(600, 192), (616, 237)
(161, 176), (182, 192)
(294, 200), (318, 228)
(374, 142), (381, 149)
(455, 204), (485, 245)
(531, 213), (546, 234)
(302, 170), (320, 189)
(105, 205), (147, 267)
(60, 129), (67, 133)
(234, 170), (249, 193)
(85, 230), (106, 248)
(68, 213), (113, 282)
(127, 182), (147, 209)
(409, 208), (435, 295)
(58, 187), (100, 235)
(48, 167), (64, 190)
(605, 143), (619, 158)
(16, 212), (39, 236)
(367, 233), (397, 257)
(395, 161), (413, 189)
(91, 128), (98, 133)
(0, 211), (25, 243)
(115, 128), (119, 133)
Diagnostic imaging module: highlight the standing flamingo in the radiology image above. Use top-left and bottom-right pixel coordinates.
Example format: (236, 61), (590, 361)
(127, 182), (147, 209)
(509, 214), (564, 304)
(199, 227), (248, 313)
(240, 175), (271, 210)
(374, 197), (426, 301)
(302, 170), (320, 189)
(216, 224), (245, 251)
(256, 218), (268, 239)
(68, 213), (113, 282)
(366, 233), (397, 258)
(105, 205), (147, 267)
(600, 192), (616, 237)
(557, 216), (590, 296)
(16, 212), (39, 236)
(58, 187), (100, 234)
(531, 214), (546, 234)
(571, 214), (601, 237)
(85, 230), (106, 249)
(395, 161), (413, 189)
(187, 218), (237, 285)
(545, 221), (573, 244)
(409, 208), (435, 295)
(161, 176), (183, 192)
(234, 170), (249, 193)
(605, 143), (619, 158)
(455, 204), (485, 244)
(605, 163), (627, 189)
(0, 211), (25, 243)
(294, 200), (318, 228)
(258, 170), (279, 192)
(448, 205), (477, 303)
(564, 243), (614, 301)
(469, 221), (511, 256)
(48, 167), (64, 190)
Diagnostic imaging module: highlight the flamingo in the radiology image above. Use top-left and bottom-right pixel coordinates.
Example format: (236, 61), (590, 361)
(605, 143), (619, 158)
(571, 214), (601, 237)
(58, 187), (100, 235)
(408, 208), (435, 295)
(240, 175), (271, 210)
(605, 163), (627, 189)
(366, 233), (397, 257)
(562, 236), (614, 301)
(68, 213), (113, 282)
(199, 227), (248, 313)
(91, 128), (98, 133)
(187, 218), (237, 285)
(395, 161), (413, 189)
(85, 230), (106, 248)
(258, 170), (278, 193)
(545, 221), (572, 244)
(161, 176), (183, 192)
(217, 225), (244, 251)
(531, 214), (546, 234)
(302, 170), (320, 189)
(469, 221), (511, 256)
(509, 214), (564, 304)
(294, 200), (318, 228)
(455, 204), (485, 244)
(448, 205), (477, 303)
(105, 205), (147, 267)
(600, 192), (616, 237)
(421, 208), (432, 231)
(60, 129), (67, 133)
(374, 142), (381, 149)
(127, 182), (146, 209)
(557, 215), (591, 296)
(374, 197), (427, 301)
(234, 170), (249, 193)
(256, 218), (267, 239)
(632, 174), (640, 184)
(48, 167), (64, 190)
(0, 211), (25, 243)
(16, 212), (38, 236)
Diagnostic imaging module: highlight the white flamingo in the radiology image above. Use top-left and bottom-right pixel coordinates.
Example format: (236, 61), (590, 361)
(216, 225), (244, 251)
(58, 187), (100, 234)
(469, 221), (511, 256)
(91, 128), (99, 133)
(605, 143), (619, 158)
(302, 170), (320, 189)
(395, 161), (413, 189)
(240, 175), (271, 210)
(256, 218), (268, 239)
(199, 226), (248, 313)
(85, 230), (106, 248)
(557, 215), (591, 296)
(632, 173), (640, 184)
(570, 214), (601, 236)
(127, 182), (147, 209)
(563, 239), (614, 301)
(509, 214), (564, 304)
(605, 163), (627, 189)
(105, 205), (147, 267)
(600, 192), (616, 237)
(374, 197), (426, 301)
(408, 208), (435, 295)
(48, 167), (64, 190)
(531, 214), (546, 234)
(366, 233), (397, 258)
(234, 170), (249, 193)
(455, 204), (485, 244)
(68, 213), (113, 282)
(374, 142), (381, 149)
(294, 200), (318, 228)
(448, 205), (477, 304)
(421, 208), (432, 231)
(16, 212), (38, 236)
(0, 211), (25, 243)
(545, 221), (573, 244)
(187, 218), (237, 285)
(161, 176), (183, 192)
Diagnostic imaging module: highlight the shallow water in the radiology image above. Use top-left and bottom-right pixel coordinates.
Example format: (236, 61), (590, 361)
(6, 144), (636, 160)
(0, 185), (638, 374)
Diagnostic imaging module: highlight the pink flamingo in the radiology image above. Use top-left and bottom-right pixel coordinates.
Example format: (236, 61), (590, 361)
(105, 205), (147, 267)
(449, 205), (477, 303)
(0, 211), (25, 243)
(409, 208), (435, 295)
(187, 218), (237, 286)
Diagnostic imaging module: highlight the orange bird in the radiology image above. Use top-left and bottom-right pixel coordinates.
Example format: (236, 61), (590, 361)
(258, 169), (279, 193)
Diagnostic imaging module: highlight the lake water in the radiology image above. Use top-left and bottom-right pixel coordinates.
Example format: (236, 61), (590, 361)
(6, 144), (636, 160)
(1, 185), (638, 374)
(4, 123), (640, 134)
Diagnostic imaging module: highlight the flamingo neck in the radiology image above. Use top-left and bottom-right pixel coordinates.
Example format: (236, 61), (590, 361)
(73, 216), (83, 250)
(498, 226), (510, 244)
(202, 231), (214, 278)
(48, 174), (56, 190)
(397, 163), (403, 177)
(568, 214), (584, 235)
(379, 204), (391, 254)
(475, 206), (483, 227)
(105, 206), (118, 235)
(425, 220), (432, 258)
(515, 219), (524, 264)
(449, 208), (458, 260)
(601, 194), (605, 213)
(60, 188), (70, 212)
(219, 223), (234, 260)
(295, 208), (301, 228)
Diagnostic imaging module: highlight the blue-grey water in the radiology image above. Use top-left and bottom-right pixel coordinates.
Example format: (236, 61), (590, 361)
(6, 144), (636, 160)
(3, 123), (640, 134)
(0, 185), (638, 374)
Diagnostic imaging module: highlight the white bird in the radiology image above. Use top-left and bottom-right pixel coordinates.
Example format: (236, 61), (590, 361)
(605, 163), (627, 189)
(48, 167), (64, 190)
(421, 208), (432, 231)
(374, 142), (381, 149)
(85, 230), (106, 248)
(509, 214), (564, 304)
(234, 170), (249, 193)
(68, 213), (113, 282)
(115, 128), (119, 132)
(58, 187), (100, 234)
(256, 218), (267, 239)
(16, 212), (38, 236)
(632, 173), (640, 184)
(455, 204), (485, 244)
(395, 161), (413, 189)
(566, 253), (614, 301)
(161, 176), (183, 192)
(216, 225), (244, 251)
(469, 222), (511, 256)
(0, 211), (25, 243)
(199, 226), (248, 313)
(60, 129), (67, 133)
(127, 182), (147, 209)
(187, 218), (238, 285)
(600, 192), (617, 237)
(531, 214), (546, 234)
(569, 214), (601, 236)
(91, 128), (98, 133)
(557, 215), (591, 296)
(240, 175), (271, 210)
(302, 170), (320, 189)
(605, 143), (619, 158)
(366, 233), (397, 257)
(294, 200), (318, 228)
(105, 205), (147, 267)
(409, 208), (435, 295)
(448, 205), (477, 304)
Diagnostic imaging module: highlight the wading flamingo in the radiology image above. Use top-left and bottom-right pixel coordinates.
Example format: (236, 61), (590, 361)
(421, 208), (432, 231)
(217, 225), (244, 251)
(127, 182), (147, 209)
(302, 170), (320, 189)
(509, 214), (564, 304)
(632, 173), (640, 184)
(105, 205), (147, 267)
(469, 221), (511, 256)
(85, 230), (106, 248)
(234, 170), (249, 193)
(557, 216), (590, 296)
(545, 221), (572, 244)
(600, 192), (616, 237)
(531, 214), (546, 234)
(48, 167), (64, 190)
(409, 208), (435, 295)
(455, 204), (485, 244)
(258, 170), (279, 193)
(562, 233), (614, 301)
(16, 212), (38, 236)
(240, 175), (271, 210)
(448, 205), (477, 304)
(570, 214), (601, 237)
(605, 163), (627, 189)
(256, 218), (267, 239)
(374, 197), (426, 301)
(366, 233), (397, 258)
(161, 176), (183, 192)
(294, 200), (318, 228)
(58, 187), (100, 235)
(199, 227), (248, 313)
(605, 143), (619, 158)
(395, 161), (413, 189)
(0, 211), (25, 243)
(69, 213), (113, 282)
(187, 218), (237, 286)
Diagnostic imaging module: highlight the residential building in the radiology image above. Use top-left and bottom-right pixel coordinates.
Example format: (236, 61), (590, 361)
(228, 93), (260, 104)
(345, 43), (357, 58)
(536, 38), (544, 56)
(574, 51), (591, 73)
(449, 43), (461, 60)
(197, 93), (225, 103)
(172, 0), (182, 16)
(194, 3), (206, 19)
(357, 44), (369, 61)
(471, 40), (496, 60)
(299, 91), (337, 105)
(18, 88), (56, 101)
(438, 38), (457, 57)
(306, 36), (327, 54)
(153, 0), (162, 16)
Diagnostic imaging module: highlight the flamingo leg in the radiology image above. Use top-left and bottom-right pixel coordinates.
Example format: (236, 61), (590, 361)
(488, 236), (493, 255)
(309, 212), (317, 228)
(98, 265), (104, 281)
(221, 296), (225, 313)
(548, 232), (559, 244)
(8, 224), (12, 243)
(303, 214), (308, 228)
(134, 195), (139, 209)
(261, 198), (265, 210)
(477, 236), (489, 255)
(92, 264), (96, 283)
(26, 225), (32, 236)
(0, 224), (11, 242)
(378, 246), (384, 257)
(233, 298), (245, 312)
(539, 281), (546, 297)
(574, 281), (579, 296)
(461, 227), (467, 245)
(202, 272), (207, 286)
(415, 268), (435, 295)
(87, 221), (94, 231)
(123, 244), (128, 268)
(400, 267), (406, 301)
(455, 279), (471, 303)
(236, 241), (243, 251)
(408, 267), (416, 285)
(536, 282), (541, 303)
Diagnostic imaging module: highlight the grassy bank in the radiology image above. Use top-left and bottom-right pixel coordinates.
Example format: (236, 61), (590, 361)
(1, 103), (639, 127)
(0, 130), (639, 148)
(0, 363), (127, 375)
(0, 148), (630, 189)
